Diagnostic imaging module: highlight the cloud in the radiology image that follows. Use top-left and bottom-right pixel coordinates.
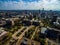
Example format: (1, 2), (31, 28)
(0, 0), (20, 2)
(0, 0), (60, 10)
(22, 0), (40, 2)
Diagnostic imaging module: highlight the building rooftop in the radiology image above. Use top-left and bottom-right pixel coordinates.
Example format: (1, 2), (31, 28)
(41, 27), (47, 34)
(0, 29), (8, 38)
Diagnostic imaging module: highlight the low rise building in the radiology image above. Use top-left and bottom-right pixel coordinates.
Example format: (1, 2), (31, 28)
(0, 20), (6, 26)
(0, 29), (8, 41)
(20, 37), (40, 45)
(6, 18), (19, 26)
(40, 27), (60, 45)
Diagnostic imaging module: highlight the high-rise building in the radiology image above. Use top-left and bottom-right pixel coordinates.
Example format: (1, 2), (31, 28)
(51, 16), (58, 22)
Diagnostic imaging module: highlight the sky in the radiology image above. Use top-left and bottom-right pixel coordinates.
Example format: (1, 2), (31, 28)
(0, 0), (60, 10)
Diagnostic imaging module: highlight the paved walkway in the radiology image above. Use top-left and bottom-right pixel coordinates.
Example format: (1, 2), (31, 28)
(31, 27), (38, 40)
(16, 25), (34, 45)
(12, 27), (25, 39)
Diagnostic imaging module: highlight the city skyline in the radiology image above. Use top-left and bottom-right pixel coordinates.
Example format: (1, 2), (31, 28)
(0, 0), (60, 10)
